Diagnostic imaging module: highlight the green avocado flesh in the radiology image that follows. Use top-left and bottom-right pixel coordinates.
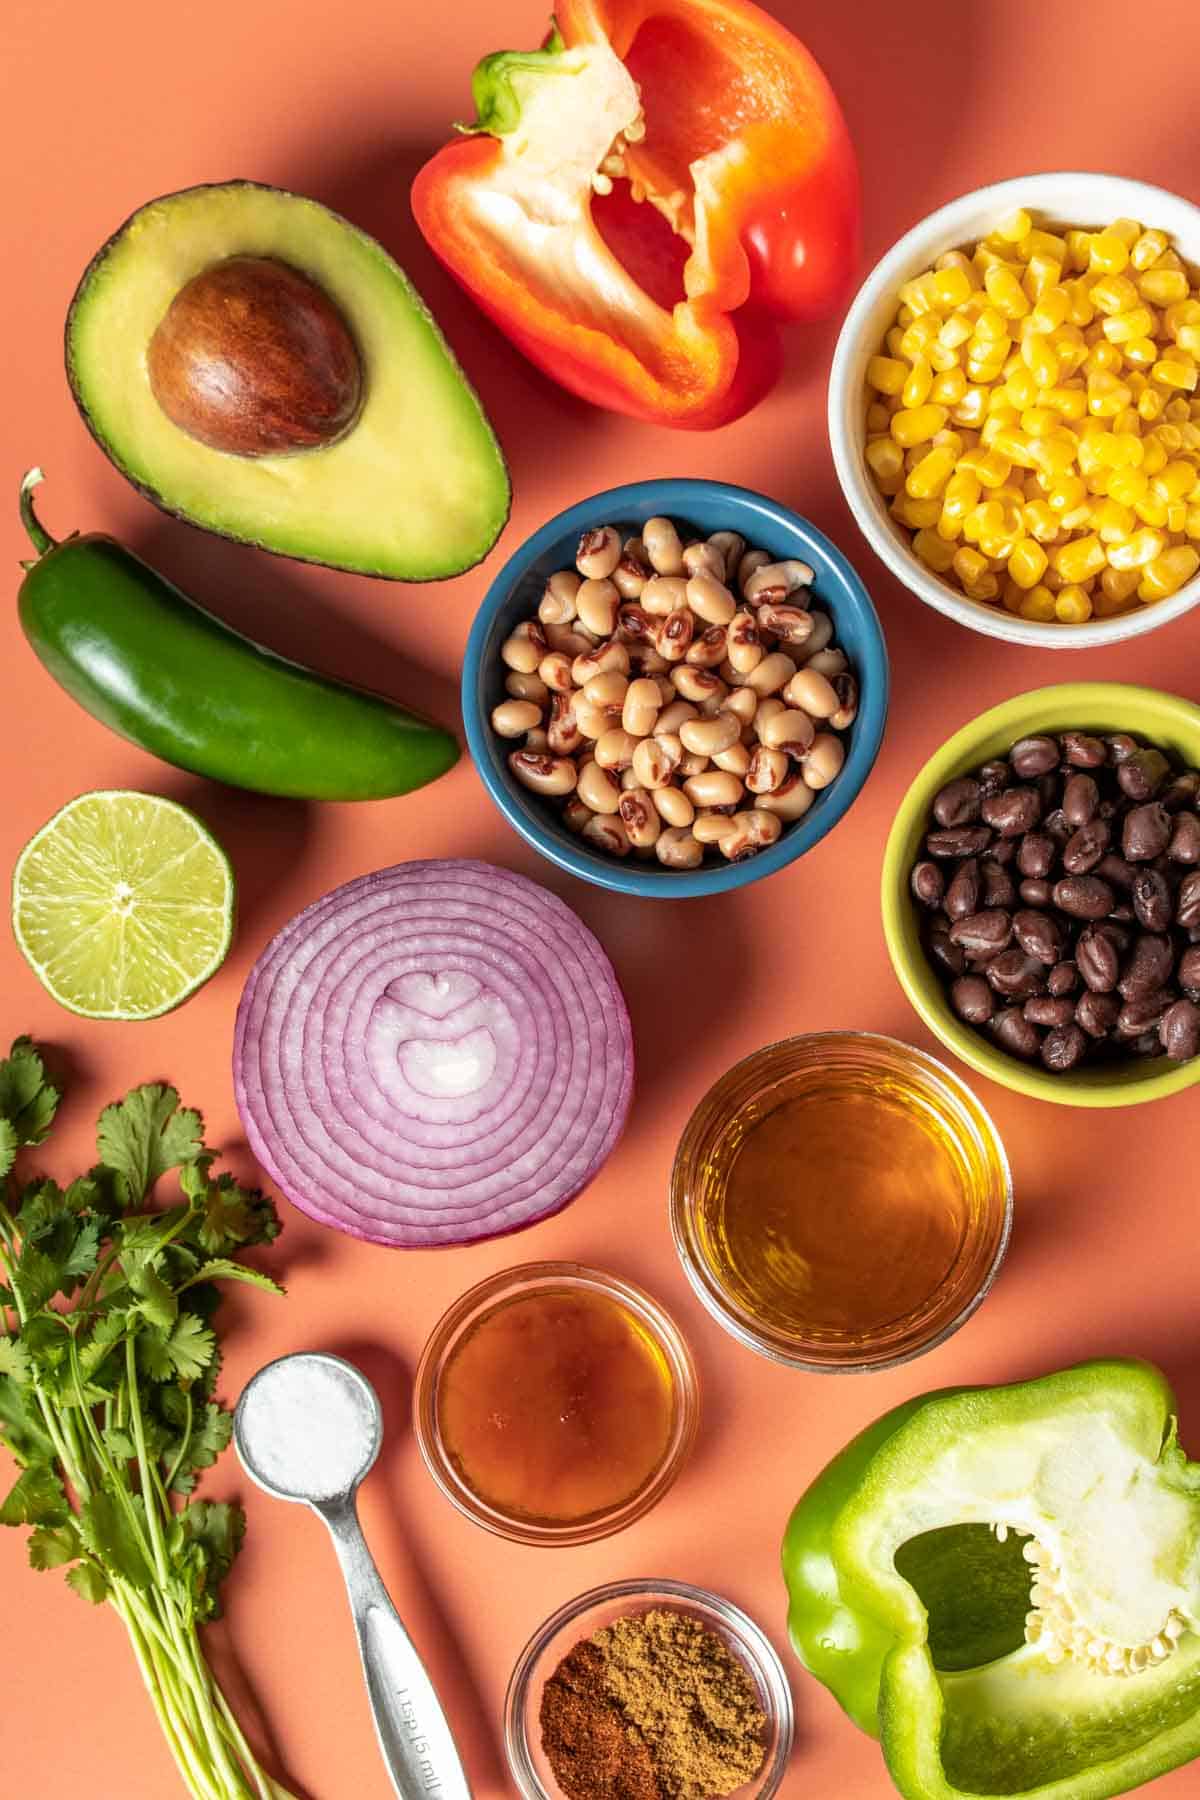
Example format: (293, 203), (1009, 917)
(66, 182), (510, 579)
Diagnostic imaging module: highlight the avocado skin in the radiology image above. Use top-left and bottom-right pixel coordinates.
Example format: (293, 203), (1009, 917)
(65, 180), (511, 581)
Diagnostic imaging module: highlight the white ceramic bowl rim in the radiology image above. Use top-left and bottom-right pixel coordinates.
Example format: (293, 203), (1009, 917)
(829, 171), (1200, 649)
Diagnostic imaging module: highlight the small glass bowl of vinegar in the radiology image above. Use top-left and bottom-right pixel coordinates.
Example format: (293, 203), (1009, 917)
(670, 1032), (1012, 1372)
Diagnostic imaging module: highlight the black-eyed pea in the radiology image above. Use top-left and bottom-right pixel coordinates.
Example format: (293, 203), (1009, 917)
(656, 826), (703, 869)
(723, 685), (758, 729)
(581, 812), (631, 857)
(682, 540), (727, 581)
(539, 651), (574, 694)
(629, 645), (671, 677)
(755, 696), (786, 730)
(803, 646), (848, 681)
(505, 670), (550, 707)
(757, 604), (814, 647)
(686, 573), (737, 625)
(830, 674), (859, 731)
(678, 751), (710, 777)
(573, 699), (614, 742)
(631, 735), (677, 789)
(747, 745), (789, 794)
(652, 784), (695, 828)
(737, 546), (771, 590)
(500, 620), (548, 673)
(680, 712), (740, 757)
(698, 686), (730, 719)
(655, 701), (698, 736)
(683, 768), (744, 810)
(576, 525), (622, 580)
(686, 625), (728, 668)
(641, 574), (690, 616)
(620, 766), (641, 790)
(714, 741), (751, 777)
(583, 670), (629, 710)
(537, 569), (582, 625)
(727, 610), (764, 675)
(802, 732), (846, 789)
(616, 603), (655, 643)
(543, 622), (593, 657)
(622, 677), (662, 737)
(759, 708), (816, 757)
(671, 665), (724, 705)
(572, 640), (630, 685)
(720, 809), (782, 860)
(643, 516), (685, 575)
(654, 676), (677, 706)
(743, 559), (814, 605)
(577, 760), (622, 814)
(708, 530), (745, 581)
(718, 658), (741, 686)
(595, 728), (638, 770)
(745, 652), (798, 697)
(491, 699), (543, 738)
(693, 810), (737, 846)
(562, 797), (592, 834)
(756, 772), (815, 820)
(509, 751), (578, 796)
(656, 608), (694, 663)
(792, 610), (833, 661)
(524, 729), (550, 753)
(618, 787), (662, 848)
(614, 551), (652, 600)
(783, 667), (839, 718)
(576, 576), (621, 638)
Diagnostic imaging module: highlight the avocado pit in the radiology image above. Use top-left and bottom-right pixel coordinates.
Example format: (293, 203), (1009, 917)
(147, 254), (363, 456)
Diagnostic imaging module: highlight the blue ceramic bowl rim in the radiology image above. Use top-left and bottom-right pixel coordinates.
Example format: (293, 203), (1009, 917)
(463, 478), (890, 898)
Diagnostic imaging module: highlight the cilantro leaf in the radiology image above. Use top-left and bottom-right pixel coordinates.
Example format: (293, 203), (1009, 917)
(66, 1560), (109, 1605)
(0, 1363), (54, 1464)
(179, 1259), (284, 1297)
(0, 1038), (60, 1148)
(0, 1461), (70, 1527)
(0, 1336), (32, 1383)
(102, 1427), (136, 1463)
(11, 1244), (64, 1314)
(138, 1314), (215, 1384)
(127, 1259), (178, 1333)
(180, 1165), (282, 1254)
(97, 1085), (204, 1208)
(0, 1118), (16, 1182)
(178, 1499), (245, 1619)
(79, 1491), (154, 1592)
(28, 1520), (81, 1570)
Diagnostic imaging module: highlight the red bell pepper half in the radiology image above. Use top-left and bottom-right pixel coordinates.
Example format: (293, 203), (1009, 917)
(411, 0), (859, 428)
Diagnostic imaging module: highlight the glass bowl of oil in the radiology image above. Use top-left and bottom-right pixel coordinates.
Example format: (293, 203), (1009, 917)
(413, 1262), (699, 1545)
(670, 1032), (1012, 1372)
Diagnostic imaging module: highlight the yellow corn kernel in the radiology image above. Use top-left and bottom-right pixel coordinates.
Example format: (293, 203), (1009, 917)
(902, 355), (934, 409)
(1019, 585), (1058, 621)
(1100, 565), (1142, 603)
(1138, 545), (1200, 600)
(1054, 583), (1093, 623)
(898, 273), (937, 316)
(1021, 229), (1069, 264)
(1108, 527), (1167, 569)
(1047, 474), (1088, 515)
(1179, 325), (1200, 359)
(1022, 499), (1060, 542)
(991, 429), (1039, 469)
(936, 249), (976, 277)
(1021, 334), (1060, 388)
(1088, 371), (1133, 417)
(1152, 459), (1197, 502)
(1090, 231), (1131, 275)
(1185, 504), (1200, 539)
(942, 468), (981, 519)
(886, 326), (908, 358)
(963, 572), (1001, 602)
(1131, 228), (1170, 272)
(935, 507), (964, 542)
(867, 355), (909, 396)
(865, 437), (906, 493)
(1164, 401), (1192, 426)
(929, 265), (973, 309)
(1108, 218), (1143, 248)
(891, 404), (949, 448)
(1050, 325), (1089, 378)
(1134, 492), (1170, 527)
(1165, 298), (1200, 336)
(1065, 230), (1094, 272)
(867, 402), (891, 434)
(1094, 498), (1137, 542)
(1003, 368), (1040, 411)
(1103, 306), (1156, 345)
(1053, 533), (1107, 582)
(933, 428), (966, 456)
(927, 339), (961, 374)
(1141, 438), (1169, 477)
(964, 448), (1013, 488)
(1153, 354), (1198, 391)
(951, 386), (989, 428)
(1007, 537), (1049, 589)
(1063, 278), (1096, 326)
(974, 306), (1010, 344)
(1090, 273), (1139, 316)
(1029, 288), (1070, 334)
(967, 356), (1007, 387)
(1107, 467), (1149, 506)
(1138, 384), (1168, 422)
(913, 527), (957, 572)
(1019, 406), (1063, 439)
(952, 545), (990, 585)
(930, 367), (967, 407)
(1167, 501), (1189, 533)
(892, 493), (943, 529)
(906, 445), (957, 500)
(1152, 248), (1185, 271)
(1122, 336), (1159, 370)
(1065, 496), (1100, 525)
(1085, 342), (1124, 376)
(1137, 267), (1189, 306)
(985, 263), (1030, 319)
(900, 316), (941, 359)
(938, 311), (975, 352)
(996, 209), (1031, 244)
(1042, 384), (1087, 422)
(1024, 253), (1063, 302)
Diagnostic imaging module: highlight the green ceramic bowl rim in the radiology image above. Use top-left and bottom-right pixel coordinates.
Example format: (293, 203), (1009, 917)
(881, 682), (1200, 1108)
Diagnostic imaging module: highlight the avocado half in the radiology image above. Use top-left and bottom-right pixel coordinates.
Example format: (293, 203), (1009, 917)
(65, 182), (510, 580)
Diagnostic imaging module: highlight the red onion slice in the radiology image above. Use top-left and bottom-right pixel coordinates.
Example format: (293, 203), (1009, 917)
(233, 860), (634, 1246)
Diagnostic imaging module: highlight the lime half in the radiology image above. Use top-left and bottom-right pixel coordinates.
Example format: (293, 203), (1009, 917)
(12, 791), (235, 1020)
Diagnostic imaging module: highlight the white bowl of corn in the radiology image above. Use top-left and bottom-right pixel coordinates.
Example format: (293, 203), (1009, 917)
(829, 172), (1200, 647)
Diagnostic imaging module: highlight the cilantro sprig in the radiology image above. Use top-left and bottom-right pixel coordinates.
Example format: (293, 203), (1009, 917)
(0, 1038), (296, 1800)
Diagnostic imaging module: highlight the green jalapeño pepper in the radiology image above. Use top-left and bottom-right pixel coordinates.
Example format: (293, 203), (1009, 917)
(17, 471), (459, 801)
(783, 1360), (1200, 1800)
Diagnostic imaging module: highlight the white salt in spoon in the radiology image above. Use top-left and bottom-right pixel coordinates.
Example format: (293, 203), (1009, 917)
(234, 1351), (473, 1800)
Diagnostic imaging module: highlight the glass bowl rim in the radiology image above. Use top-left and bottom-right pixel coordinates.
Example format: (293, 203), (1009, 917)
(412, 1259), (700, 1545)
(669, 1029), (1013, 1374)
(503, 1575), (796, 1800)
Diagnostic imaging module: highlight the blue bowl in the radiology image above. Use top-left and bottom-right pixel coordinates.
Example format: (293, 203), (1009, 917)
(463, 479), (889, 899)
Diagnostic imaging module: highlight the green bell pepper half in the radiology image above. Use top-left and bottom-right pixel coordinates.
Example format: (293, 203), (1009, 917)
(782, 1359), (1200, 1799)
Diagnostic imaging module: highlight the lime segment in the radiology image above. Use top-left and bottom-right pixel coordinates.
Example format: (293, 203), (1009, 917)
(12, 790), (234, 1020)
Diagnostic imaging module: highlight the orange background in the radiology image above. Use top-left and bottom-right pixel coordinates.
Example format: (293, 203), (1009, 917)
(3, 1), (1200, 1795)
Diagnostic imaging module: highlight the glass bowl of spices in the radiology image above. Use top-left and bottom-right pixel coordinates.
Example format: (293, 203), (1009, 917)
(504, 1578), (794, 1800)
(670, 1031), (1012, 1372)
(413, 1262), (699, 1545)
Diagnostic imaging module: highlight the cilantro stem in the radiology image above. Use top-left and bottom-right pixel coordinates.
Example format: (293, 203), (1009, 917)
(126, 1333), (171, 1591)
(163, 1388), (194, 1493)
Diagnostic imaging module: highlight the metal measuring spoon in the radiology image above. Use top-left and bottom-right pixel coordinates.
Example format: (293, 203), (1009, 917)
(234, 1350), (473, 1800)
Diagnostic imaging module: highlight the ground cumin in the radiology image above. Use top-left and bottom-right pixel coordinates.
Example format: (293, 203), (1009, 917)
(539, 1608), (767, 1800)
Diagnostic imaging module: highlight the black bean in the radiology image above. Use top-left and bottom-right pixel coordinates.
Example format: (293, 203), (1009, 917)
(1025, 996), (1076, 1028)
(977, 759), (1011, 795)
(951, 975), (994, 1024)
(983, 787), (1043, 837)
(1017, 832), (1056, 879)
(1117, 747), (1170, 801)
(1178, 870), (1200, 930)
(1122, 803), (1172, 862)
(926, 826), (993, 858)
(986, 948), (1047, 998)
(1096, 853), (1136, 891)
(945, 857), (981, 921)
(1042, 1023), (1088, 1072)
(949, 910), (1013, 956)
(1061, 731), (1107, 768)
(1105, 733), (1139, 764)
(1076, 925), (1120, 993)
(1019, 878), (1054, 907)
(927, 915), (967, 976)
(988, 836), (1018, 867)
(1179, 944), (1200, 998)
(911, 860), (945, 908)
(981, 859), (1017, 908)
(932, 777), (983, 828)
(1053, 875), (1115, 919)
(1062, 818), (1110, 873)
(1043, 808), (1072, 844)
(1076, 991), (1120, 1038)
(990, 1007), (1042, 1060)
(1169, 813), (1200, 864)
(1010, 734), (1061, 778)
(1062, 772), (1099, 827)
(1161, 998), (1200, 1062)
(1118, 934), (1175, 1000)
(1118, 990), (1174, 1037)
(1013, 909), (1065, 964)
(1131, 869), (1173, 933)
(1048, 961), (1078, 997)
(1162, 772), (1200, 812)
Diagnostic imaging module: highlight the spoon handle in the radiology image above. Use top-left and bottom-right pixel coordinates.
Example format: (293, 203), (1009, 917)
(319, 1498), (473, 1800)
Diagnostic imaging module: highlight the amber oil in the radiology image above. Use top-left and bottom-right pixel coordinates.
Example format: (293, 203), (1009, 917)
(671, 1034), (1011, 1370)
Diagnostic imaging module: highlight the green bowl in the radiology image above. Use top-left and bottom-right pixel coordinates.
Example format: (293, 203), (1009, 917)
(881, 683), (1200, 1108)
